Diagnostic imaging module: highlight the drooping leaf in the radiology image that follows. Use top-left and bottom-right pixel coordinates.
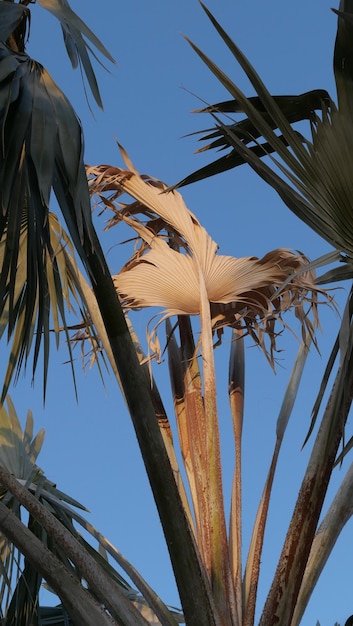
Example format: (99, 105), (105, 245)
(37, 0), (116, 108)
(0, 1), (29, 44)
(0, 39), (102, 397)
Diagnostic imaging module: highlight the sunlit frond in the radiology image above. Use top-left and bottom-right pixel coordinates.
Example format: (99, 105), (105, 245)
(88, 154), (326, 364)
(0, 212), (95, 400)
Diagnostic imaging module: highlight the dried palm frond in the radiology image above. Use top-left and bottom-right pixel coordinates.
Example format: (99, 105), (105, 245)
(88, 151), (326, 366)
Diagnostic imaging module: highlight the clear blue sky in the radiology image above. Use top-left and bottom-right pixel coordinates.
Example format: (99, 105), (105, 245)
(5, 1), (352, 624)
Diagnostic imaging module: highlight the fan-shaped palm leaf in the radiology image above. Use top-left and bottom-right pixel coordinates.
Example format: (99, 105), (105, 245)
(88, 151), (328, 622)
(88, 152), (323, 364)
(173, 5), (353, 625)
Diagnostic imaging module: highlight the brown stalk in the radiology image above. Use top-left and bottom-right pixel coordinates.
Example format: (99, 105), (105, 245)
(228, 329), (245, 626)
(178, 316), (209, 562)
(259, 355), (353, 626)
(198, 274), (235, 624)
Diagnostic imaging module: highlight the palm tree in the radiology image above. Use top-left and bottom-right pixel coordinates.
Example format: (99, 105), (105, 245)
(1, 1), (352, 625)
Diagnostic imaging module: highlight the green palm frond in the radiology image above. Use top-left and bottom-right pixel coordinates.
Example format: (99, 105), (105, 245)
(37, 0), (116, 108)
(0, 210), (95, 401)
(0, 5), (107, 397)
(0, 396), (183, 625)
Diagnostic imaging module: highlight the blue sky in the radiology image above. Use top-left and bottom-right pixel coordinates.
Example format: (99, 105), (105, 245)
(5, 1), (353, 624)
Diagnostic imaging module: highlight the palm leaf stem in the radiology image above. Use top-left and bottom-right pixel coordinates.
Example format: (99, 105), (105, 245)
(126, 316), (194, 532)
(228, 329), (245, 624)
(81, 229), (221, 626)
(166, 317), (198, 534)
(228, 329), (244, 626)
(291, 460), (353, 626)
(177, 315), (210, 557)
(259, 347), (353, 626)
(198, 266), (235, 624)
(243, 337), (311, 626)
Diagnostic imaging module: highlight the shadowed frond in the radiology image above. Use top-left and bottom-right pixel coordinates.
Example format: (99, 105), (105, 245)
(0, 20), (105, 398)
(0, 24), (99, 258)
(0, 1), (29, 45)
(175, 3), (353, 267)
(175, 90), (331, 188)
(37, 0), (116, 108)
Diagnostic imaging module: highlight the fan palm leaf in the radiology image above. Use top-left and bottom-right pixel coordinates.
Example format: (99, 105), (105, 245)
(89, 151), (323, 365)
(176, 3), (353, 266)
(88, 150), (327, 623)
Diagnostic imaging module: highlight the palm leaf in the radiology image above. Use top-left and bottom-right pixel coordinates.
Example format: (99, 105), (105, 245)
(0, 396), (182, 626)
(291, 460), (353, 626)
(0, 211), (95, 401)
(176, 90), (330, 187)
(37, 0), (116, 108)
(0, 2), (29, 44)
(0, 30), (103, 398)
(176, 3), (353, 267)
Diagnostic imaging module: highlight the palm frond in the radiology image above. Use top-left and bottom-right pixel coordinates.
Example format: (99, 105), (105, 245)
(0, 27), (104, 397)
(0, 395), (183, 626)
(0, 210), (96, 401)
(175, 3), (353, 266)
(0, 1), (29, 45)
(89, 153), (326, 367)
(37, 0), (116, 108)
(176, 89), (331, 188)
